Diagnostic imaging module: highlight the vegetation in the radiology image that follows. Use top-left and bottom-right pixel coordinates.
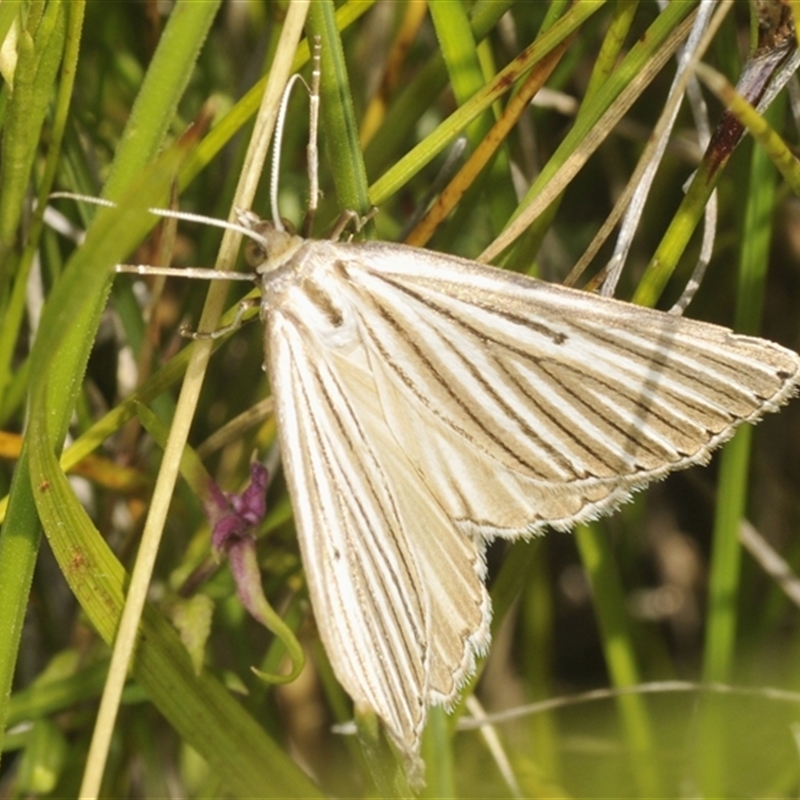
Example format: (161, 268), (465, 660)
(1, 1), (800, 796)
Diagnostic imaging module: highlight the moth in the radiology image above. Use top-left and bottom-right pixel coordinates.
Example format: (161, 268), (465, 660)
(108, 47), (800, 786)
(242, 216), (799, 782)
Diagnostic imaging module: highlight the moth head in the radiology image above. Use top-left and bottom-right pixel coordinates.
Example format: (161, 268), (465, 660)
(235, 210), (300, 271)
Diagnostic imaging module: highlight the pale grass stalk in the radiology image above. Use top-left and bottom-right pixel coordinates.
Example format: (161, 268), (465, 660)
(77, 5), (311, 797)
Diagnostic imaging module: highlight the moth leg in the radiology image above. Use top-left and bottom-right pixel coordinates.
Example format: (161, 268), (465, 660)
(329, 206), (379, 242)
(302, 36), (322, 239)
(179, 296), (260, 340)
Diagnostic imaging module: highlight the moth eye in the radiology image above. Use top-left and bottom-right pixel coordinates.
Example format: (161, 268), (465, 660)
(244, 218), (296, 267)
(244, 217), (295, 268)
(244, 238), (267, 267)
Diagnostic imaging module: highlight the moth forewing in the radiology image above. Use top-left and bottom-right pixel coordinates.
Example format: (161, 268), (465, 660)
(250, 221), (800, 779)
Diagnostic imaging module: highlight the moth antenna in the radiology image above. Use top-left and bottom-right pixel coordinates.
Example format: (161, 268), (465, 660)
(269, 37), (322, 236)
(47, 192), (271, 252)
(48, 191), (117, 210)
(270, 71), (311, 233)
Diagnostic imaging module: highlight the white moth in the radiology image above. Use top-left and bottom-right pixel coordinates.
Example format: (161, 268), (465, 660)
(109, 47), (800, 785)
(248, 218), (799, 782)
